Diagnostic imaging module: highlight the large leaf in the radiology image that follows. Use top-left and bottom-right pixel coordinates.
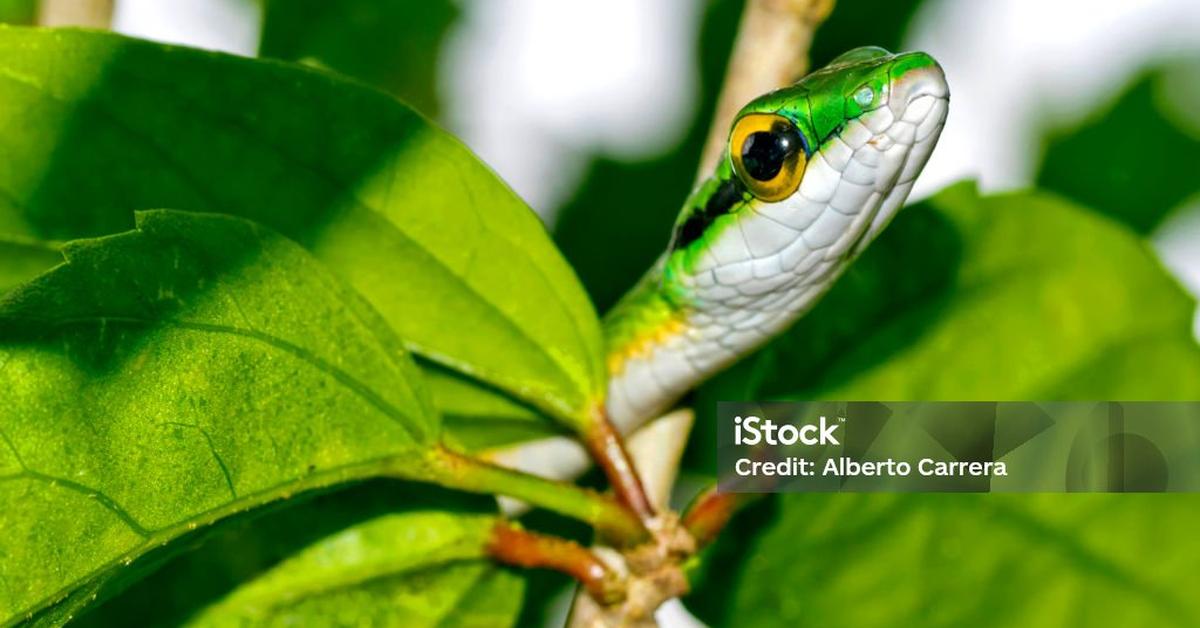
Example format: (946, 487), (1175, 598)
(0, 25), (602, 435)
(188, 511), (511, 627)
(686, 184), (1200, 625)
(696, 493), (1200, 627)
(1036, 62), (1200, 234)
(424, 362), (567, 453)
(259, 0), (459, 116)
(0, 211), (491, 624)
(75, 482), (522, 628)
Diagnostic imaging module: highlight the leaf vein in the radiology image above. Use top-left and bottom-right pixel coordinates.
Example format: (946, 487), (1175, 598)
(0, 470), (150, 537)
(3, 315), (422, 441)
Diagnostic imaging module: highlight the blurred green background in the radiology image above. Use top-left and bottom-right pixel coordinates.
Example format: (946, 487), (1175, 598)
(5, 0), (1200, 626)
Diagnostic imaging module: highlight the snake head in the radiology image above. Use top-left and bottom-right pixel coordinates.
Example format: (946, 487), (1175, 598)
(664, 47), (948, 303)
(606, 47), (948, 429)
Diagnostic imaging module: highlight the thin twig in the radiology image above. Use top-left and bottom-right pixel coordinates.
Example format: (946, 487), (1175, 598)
(487, 520), (625, 606)
(427, 446), (650, 547)
(568, 411), (695, 627)
(37, 0), (114, 28)
(681, 487), (761, 549)
(584, 405), (657, 524)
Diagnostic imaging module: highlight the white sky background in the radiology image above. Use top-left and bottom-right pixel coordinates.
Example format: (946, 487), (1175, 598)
(112, 0), (259, 56)
(907, 0), (1200, 197)
(441, 0), (702, 213)
(110, 0), (1200, 338)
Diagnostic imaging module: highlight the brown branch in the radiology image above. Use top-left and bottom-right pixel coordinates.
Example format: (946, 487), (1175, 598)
(38, 0), (113, 28)
(486, 520), (625, 606)
(583, 405), (656, 524)
(681, 487), (761, 549)
(698, 0), (836, 176)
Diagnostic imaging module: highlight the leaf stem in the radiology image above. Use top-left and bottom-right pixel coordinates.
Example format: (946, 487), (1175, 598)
(420, 446), (650, 546)
(487, 520), (624, 605)
(680, 486), (760, 549)
(582, 404), (657, 524)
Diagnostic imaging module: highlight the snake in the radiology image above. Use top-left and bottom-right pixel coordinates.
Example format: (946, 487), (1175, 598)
(491, 46), (950, 493)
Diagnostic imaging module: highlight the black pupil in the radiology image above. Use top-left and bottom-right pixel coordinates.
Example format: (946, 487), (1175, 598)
(741, 125), (795, 181)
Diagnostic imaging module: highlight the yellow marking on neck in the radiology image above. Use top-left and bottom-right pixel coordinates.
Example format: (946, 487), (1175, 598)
(606, 314), (689, 377)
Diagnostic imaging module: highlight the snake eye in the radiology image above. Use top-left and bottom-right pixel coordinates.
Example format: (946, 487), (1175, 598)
(729, 113), (807, 202)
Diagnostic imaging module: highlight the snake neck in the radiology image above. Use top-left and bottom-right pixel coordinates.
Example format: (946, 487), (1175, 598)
(603, 258), (687, 375)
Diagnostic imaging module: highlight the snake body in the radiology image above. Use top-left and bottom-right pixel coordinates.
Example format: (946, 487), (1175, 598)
(494, 47), (949, 486)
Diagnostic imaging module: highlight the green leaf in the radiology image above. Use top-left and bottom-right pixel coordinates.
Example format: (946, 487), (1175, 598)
(259, 0), (459, 116)
(697, 493), (1200, 627)
(0, 0), (34, 25)
(1036, 62), (1200, 234)
(424, 361), (567, 453)
(187, 511), (510, 627)
(0, 25), (602, 433)
(75, 482), (522, 628)
(0, 210), (453, 624)
(686, 184), (1200, 626)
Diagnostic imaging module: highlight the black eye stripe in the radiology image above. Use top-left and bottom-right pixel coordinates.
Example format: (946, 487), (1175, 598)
(671, 177), (745, 250)
(671, 117), (808, 251)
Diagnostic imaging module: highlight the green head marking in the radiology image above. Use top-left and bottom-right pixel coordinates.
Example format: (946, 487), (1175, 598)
(749, 46), (940, 144)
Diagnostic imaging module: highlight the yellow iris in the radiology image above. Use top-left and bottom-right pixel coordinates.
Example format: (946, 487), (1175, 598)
(729, 113), (807, 202)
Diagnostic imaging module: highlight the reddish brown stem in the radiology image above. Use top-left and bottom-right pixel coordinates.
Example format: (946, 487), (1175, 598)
(681, 487), (760, 549)
(583, 407), (656, 524)
(487, 520), (625, 605)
